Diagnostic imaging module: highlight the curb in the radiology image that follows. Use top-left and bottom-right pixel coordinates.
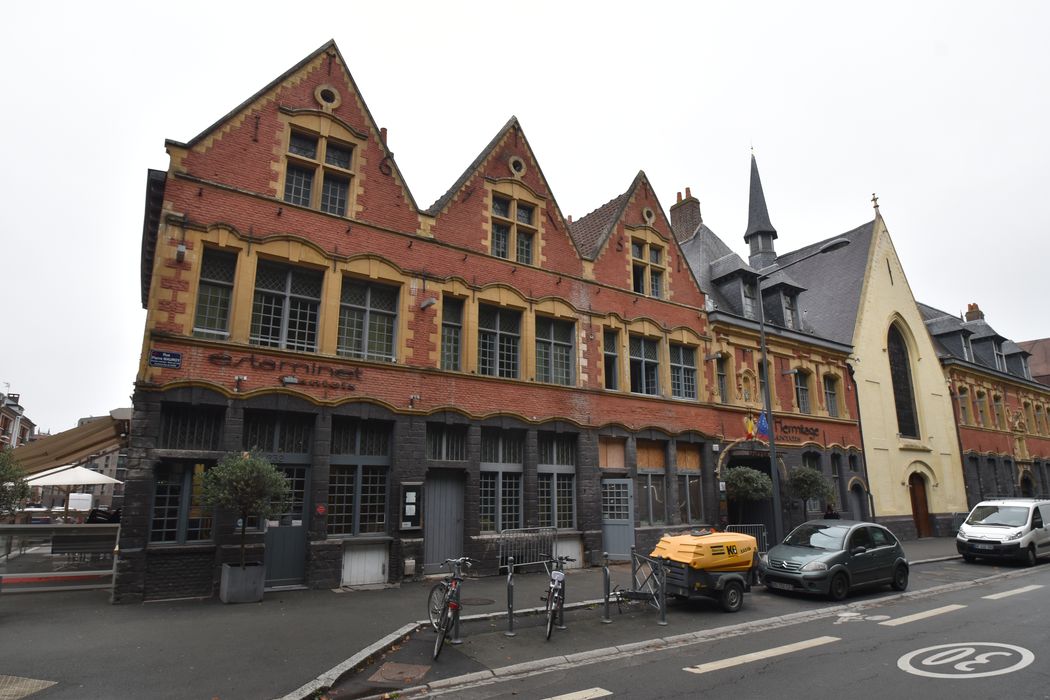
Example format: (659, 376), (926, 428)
(282, 552), (966, 699)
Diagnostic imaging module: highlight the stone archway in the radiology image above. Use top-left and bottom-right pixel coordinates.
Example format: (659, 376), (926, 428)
(908, 472), (933, 537)
(1020, 472), (1035, 497)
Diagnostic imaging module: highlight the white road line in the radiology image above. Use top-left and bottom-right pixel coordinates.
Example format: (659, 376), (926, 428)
(983, 584), (1044, 600)
(878, 604), (966, 626)
(540, 689), (612, 700)
(683, 636), (840, 675)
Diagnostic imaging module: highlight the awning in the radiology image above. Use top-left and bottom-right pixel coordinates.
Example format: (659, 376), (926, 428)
(12, 409), (131, 475)
(27, 465), (123, 487)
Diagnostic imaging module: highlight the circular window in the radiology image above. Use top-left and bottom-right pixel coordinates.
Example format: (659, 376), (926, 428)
(508, 156), (526, 177)
(314, 85), (342, 109)
(642, 207), (656, 224)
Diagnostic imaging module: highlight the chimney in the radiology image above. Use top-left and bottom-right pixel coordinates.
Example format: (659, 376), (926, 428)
(670, 186), (702, 242)
(964, 303), (985, 322)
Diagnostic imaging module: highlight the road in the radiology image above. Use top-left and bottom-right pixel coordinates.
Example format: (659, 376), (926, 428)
(404, 560), (1050, 700)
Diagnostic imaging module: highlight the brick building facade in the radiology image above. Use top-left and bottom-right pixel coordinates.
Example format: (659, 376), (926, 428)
(115, 41), (865, 602)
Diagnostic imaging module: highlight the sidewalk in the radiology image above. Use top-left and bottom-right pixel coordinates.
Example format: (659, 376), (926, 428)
(0, 537), (959, 700)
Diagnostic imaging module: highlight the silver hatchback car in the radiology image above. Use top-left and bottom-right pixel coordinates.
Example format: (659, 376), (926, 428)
(760, 520), (909, 600)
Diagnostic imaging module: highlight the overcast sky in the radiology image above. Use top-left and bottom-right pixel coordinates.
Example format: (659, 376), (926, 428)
(2, 1), (1048, 434)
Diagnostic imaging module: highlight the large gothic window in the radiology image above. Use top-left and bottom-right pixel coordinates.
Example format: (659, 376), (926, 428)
(888, 324), (919, 438)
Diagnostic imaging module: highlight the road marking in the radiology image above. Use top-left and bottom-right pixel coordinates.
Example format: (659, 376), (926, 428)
(683, 636), (839, 675)
(541, 689), (612, 700)
(982, 584), (1043, 600)
(879, 604), (966, 626)
(898, 643), (1034, 678)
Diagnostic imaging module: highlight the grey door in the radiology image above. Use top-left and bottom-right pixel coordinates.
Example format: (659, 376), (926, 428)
(423, 470), (464, 575)
(601, 479), (635, 560)
(264, 465), (309, 587)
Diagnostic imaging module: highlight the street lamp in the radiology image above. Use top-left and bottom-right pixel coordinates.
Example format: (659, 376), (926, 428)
(757, 238), (849, 544)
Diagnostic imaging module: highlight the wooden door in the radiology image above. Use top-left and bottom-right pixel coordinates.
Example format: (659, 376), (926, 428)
(908, 472), (932, 538)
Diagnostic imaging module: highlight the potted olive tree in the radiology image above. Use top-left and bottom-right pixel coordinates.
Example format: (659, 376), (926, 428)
(202, 451), (289, 604)
(787, 465), (836, 517)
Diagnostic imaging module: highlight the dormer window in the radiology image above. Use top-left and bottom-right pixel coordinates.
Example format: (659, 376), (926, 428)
(743, 282), (757, 319)
(631, 239), (665, 298)
(994, 342), (1006, 371)
(284, 129), (355, 216)
(782, 294), (797, 329)
(962, 335), (974, 362)
(491, 194), (536, 264)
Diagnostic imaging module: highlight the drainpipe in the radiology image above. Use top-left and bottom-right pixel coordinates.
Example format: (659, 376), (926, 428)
(846, 362), (876, 519)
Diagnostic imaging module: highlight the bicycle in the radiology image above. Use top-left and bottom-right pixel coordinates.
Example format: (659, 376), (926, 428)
(428, 556), (476, 660)
(542, 554), (575, 640)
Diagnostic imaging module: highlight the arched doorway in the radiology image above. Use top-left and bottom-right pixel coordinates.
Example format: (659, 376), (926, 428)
(908, 472), (933, 538)
(1020, 473), (1035, 497)
(848, 483), (866, 520)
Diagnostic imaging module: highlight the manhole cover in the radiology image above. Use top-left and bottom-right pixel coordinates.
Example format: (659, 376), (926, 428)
(458, 597), (496, 606)
(367, 662), (430, 684)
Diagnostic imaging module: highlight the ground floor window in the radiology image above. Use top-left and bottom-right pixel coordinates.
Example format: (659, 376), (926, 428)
(539, 472), (575, 529)
(150, 462), (212, 543)
(636, 472), (666, 525)
(677, 473), (702, 523)
(328, 465), (387, 535)
(479, 470), (522, 532)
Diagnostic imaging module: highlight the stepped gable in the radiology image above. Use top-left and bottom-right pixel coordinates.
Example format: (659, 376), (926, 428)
(425, 116), (581, 275)
(577, 172), (705, 308)
(165, 39), (419, 233)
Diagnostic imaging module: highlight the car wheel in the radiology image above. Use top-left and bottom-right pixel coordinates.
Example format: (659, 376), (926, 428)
(1025, 545), (1037, 567)
(827, 573), (849, 601)
(961, 554), (976, 563)
(720, 581), (744, 613)
(890, 564), (909, 591)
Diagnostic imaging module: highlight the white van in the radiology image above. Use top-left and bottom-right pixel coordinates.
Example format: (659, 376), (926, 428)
(956, 498), (1050, 566)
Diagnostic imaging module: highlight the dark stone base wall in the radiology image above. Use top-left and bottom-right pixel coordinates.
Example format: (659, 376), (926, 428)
(143, 547), (217, 601)
(307, 541), (342, 589)
(875, 514), (957, 542)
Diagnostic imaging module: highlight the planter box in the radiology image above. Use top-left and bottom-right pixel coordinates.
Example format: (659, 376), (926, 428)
(219, 562), (265, 603)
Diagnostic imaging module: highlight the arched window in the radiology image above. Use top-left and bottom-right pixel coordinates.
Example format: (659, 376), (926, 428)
(957, 386), (971, 425)
(887, 324), (919, 438)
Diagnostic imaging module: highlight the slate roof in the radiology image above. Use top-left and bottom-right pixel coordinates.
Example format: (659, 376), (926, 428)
(679, 222), (754, 311)
(766, 220), (877, 344)
(917, 302), (968, 360)
(962, 318), (1006, 342)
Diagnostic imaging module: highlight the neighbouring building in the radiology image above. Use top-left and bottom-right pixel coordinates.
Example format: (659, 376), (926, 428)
(1018, 338), (1050, 387)
(1, 392), (35, 448)
(920, 303), (1050, 504)
(115, 41), (866, 602)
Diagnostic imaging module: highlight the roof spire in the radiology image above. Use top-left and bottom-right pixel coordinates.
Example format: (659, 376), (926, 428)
(743, 153), (778, 269)
(744, 154), (777, 242)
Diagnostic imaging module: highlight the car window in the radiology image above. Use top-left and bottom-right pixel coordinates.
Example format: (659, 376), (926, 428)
(1040, 506), (1050, 526)
(1033, 509), (1044, 529)
(868, 526), (891, 548)
(783, 522), (850, 550)
(966, 505), (1030, 527)
(849, 527), (873, 550)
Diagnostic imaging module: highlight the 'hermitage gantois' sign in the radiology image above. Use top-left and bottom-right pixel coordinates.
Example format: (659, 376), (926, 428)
(207, 352), (363, 390)
(774, 419), (821, 443)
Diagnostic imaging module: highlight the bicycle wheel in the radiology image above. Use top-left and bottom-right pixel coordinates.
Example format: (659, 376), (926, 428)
(432, 605), (449, 660)
(427, 582), (448, 631)
(545, 588), (556, 640)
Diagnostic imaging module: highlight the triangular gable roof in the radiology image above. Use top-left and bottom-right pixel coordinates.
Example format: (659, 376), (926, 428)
(569, 192), (631, 260)
(167, 39), (420, 213)
(424, 116), (579, 257)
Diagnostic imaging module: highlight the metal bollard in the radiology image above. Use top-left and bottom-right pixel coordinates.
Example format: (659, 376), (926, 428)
(556, 571), (567, 630)
(657, 562), (668, 626)
(630, 545), (638, 593)
(504, 556), (516, 637)
(601, 552), (612, 624)
(450, 577), (464, 645)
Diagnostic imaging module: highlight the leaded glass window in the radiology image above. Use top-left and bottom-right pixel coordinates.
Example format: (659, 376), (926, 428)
(441, 297), (463, 371)
(535, 317), (574, 385)
(337, 278), (398, 362)
(328, 417), (391, 536)
(478, 304), (520, 378)
(669, 343), (696, 399)
(193, 249), (237, 339)
(630, 335), (660, 395)
(888, 324), (919, 438)
(250, 261), (322, 351)
(604, 329), (619, 390)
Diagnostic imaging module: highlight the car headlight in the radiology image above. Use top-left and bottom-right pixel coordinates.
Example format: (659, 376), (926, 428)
(801, 561), (828, 572)
(1004, 530), (1023, 542)
(956, 531), (967, 541)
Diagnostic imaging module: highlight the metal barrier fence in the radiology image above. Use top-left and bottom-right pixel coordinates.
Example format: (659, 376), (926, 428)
(0, 524), (119, 593)
(726, 523), (769, 553)
(497, 527), (556, 571)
